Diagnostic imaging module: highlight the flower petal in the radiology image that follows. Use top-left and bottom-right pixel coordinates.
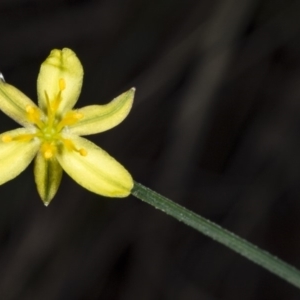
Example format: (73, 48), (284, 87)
(68, 88), (135, 136)
(0, 81), (41, 127)
(37, 48), (83, 116)
(56, 135), (133, 197)
(0, 128), (39, 185)
(34, 153), (63, 206)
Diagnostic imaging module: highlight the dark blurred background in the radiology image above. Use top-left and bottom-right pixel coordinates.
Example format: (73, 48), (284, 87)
(0, 0), (300, 299)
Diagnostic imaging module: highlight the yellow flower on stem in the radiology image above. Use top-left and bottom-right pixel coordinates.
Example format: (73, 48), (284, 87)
(0, 48), (134, 206)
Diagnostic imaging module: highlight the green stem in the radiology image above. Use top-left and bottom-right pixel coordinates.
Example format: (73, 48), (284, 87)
(132, 181), (300, 289)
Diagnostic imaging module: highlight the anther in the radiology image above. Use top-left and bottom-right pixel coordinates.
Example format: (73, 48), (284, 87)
(74, 112), (83, 119)
(79, 149), (87, 156)
(2, 134), (34, 143)
(2, 135), (12, 143)
(44, 150), (53, 159)
(41, 142), (56, 159)
(62, 139), (87, 156)
(26, 105), (35, 113)
(57, 112), (84, 130)
(26, 105), (43, 128)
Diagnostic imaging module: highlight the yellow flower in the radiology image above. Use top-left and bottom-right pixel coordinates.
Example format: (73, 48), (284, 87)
(0, 48), (134, 206)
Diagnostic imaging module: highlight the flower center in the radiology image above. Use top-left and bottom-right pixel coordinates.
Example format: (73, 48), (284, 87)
(41, 126), (57, 141)
(2, 78), (87, 160)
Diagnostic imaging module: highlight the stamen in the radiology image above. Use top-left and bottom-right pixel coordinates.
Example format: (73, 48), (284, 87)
(72, 112), (83, 119)
(41, 142), (56, 159)
(51, 94), (61, 114)
(57, 111), (84, 131)
(62, 138), (87, 156)
(79, 149), (87, 156)
(2, 134), (12, 143)
(44, 91), (51, 115)
(62, 139), (74, 151)
(15, 134), (34, 142)
(2, 133), (34, 143)
(26, 106), (34, 114)
(26, 105), (44, 128)
(49, 78), (66, 115)
(44, 78), (66, 120)
(44, 150), (53, 159)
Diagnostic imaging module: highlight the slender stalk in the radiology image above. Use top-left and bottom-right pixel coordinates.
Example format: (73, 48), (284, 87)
(132, 181), (300, 289)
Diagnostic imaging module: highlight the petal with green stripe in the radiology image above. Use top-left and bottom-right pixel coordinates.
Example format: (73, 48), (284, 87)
(68, 88), (135, 136)
(34, 152), (63, 206)
(0, 128), (40, 184)
(37, 48), (83, 116)
(0, 81), (41, 127)
(56, 134), (133, 197)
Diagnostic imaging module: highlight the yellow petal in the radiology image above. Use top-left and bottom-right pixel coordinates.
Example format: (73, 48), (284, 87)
(0, 128), (39, 185)
(37, 48), (83, 116)
(68, 88), (135, 136)
(34, 152), (63, 206)
(56, 135), (133, 197)
(0, 81), (41, 127)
